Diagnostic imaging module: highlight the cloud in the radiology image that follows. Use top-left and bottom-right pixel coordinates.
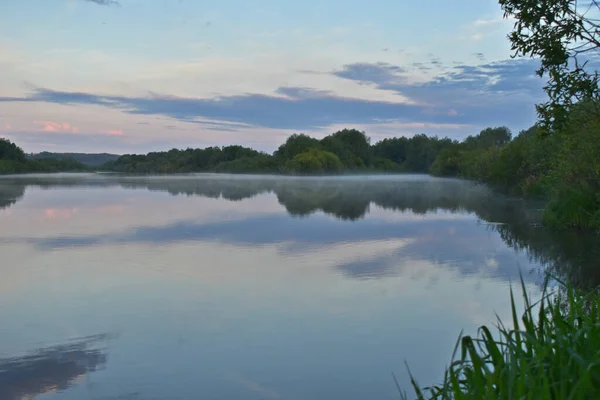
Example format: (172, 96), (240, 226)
(331, 62), (407, 85)
(0, 57), (555, 134)
(460, 15), (513, 43)
(0, 87), (424, 130)
(333, 59), (543, 97)
(105, 129), (124, 136)
(83, 0), (120, 6)
(2, 131), (137, 153)
(412, 62), (432, 72)
(329, 58), (548, 127)
(33, 120), (79, 133)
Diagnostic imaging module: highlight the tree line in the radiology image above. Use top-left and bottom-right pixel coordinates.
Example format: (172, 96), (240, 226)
(101, 110), (598, 230)
(102, 128), (466, 175)
(2, 104), (599, 231)
(0, 139), (88, 174)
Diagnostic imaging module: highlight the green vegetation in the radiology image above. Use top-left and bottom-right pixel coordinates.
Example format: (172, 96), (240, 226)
(3, 107), (600, 231)
(28, 152), (120, 166)
(285, 148), (343, 174)
(102, 129), (456, 175)
(429, 102), (600, 230)
(4, 111), (595, 231)
(499, 0), (600, 134)
(0, 139), (88, 174)
(95, 103), (599, 231)
(104, 145), (279, 174)
(3, 0), (600, 232)
(402, 278), (600, 400)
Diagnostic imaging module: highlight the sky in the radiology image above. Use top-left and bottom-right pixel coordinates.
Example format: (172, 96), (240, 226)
(0, 0), (549, 154)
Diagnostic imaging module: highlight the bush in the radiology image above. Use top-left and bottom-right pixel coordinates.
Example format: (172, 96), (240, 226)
(285, 148), (343, 174)
(542, 108), (600, 229)
(430, 146), (462, 177)
(372, 157), (402, 172)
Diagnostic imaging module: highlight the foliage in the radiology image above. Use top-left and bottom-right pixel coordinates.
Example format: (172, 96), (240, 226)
(371, 156), (402, 172)
(3, 109), (599, 231)
(373, 137), (410, 165)
(107, 145), (272, 174)
(28, 152), (120, 166)
(0, 138), (26, 162)
(402, 277), (600, 400)
(499, 0), (600, 134)
(462, 127), (512, 150)
(428, 116), (600, 229)
(542, 103), (600, 228)
(0, 139), (87, 174)
(320, 129), (372, 169)
(483, 126), (558, 196)
(430, 127), (514, 181)
(214, 154), (279, 174)
(284, 148), (343, 174)
(429, 145), (462, 177)
(274, 133), (322, 161)
(373, 134), (456, 172)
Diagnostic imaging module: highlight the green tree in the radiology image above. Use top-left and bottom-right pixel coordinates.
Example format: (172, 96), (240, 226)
(430, 144), (463, 176)
(372, 137), (409, 165)
(274, 134), (322, 161)
(319, 129), (372, 169)
(222, 145), (260, 161)
(285, 148), (343, 174)
(0, 138), (26, 162)
(543, 101), (600, 228)
(499, 0), (600, 133)
(328, 129), (372, 164)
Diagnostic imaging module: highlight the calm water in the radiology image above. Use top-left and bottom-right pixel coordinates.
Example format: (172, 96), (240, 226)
(0, 173), (598, 400)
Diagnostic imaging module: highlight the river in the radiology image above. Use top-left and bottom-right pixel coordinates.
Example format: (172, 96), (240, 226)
(0, 173), (597, 400)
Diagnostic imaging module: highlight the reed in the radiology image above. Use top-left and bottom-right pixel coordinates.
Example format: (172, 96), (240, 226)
(401, 276), (600, 400)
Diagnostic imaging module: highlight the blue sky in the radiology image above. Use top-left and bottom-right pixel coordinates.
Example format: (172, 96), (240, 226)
(0, 0), (546, 153)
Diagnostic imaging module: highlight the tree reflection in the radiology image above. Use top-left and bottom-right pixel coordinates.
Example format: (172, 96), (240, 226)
(0, 181), (25, 210)
(0, 334), (109, 399)
(2, 174), (599, 290)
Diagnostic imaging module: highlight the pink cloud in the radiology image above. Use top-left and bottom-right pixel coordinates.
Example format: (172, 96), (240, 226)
(4, 123), (12, 130)
(105, 129), (124, 136)
(33, 121), (79, 133)
(99, 205), (125, 214)
(44, 207), (79, 220)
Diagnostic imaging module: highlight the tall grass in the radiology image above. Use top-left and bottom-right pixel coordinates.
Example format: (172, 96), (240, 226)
(401, 277), (600, 400)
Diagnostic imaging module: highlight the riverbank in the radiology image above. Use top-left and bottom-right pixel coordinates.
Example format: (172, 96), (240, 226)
(401, 278), (600, 399)
(429, 106), (600, 231)
(3, 114), (599, 231)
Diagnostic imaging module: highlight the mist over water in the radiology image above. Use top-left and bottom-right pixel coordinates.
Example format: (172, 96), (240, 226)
(0, 173), (597, 399)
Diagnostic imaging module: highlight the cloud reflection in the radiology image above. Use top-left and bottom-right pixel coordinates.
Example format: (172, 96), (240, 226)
(1, 174), (598, 288)
(0, 334), (109, 400)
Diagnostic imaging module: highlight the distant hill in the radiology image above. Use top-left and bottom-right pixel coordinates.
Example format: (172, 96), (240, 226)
(28, 152), (121, 167)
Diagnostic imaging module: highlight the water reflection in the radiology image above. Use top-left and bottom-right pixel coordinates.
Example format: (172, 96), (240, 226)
(0, 334), (109, 399)
(0, 180), (25, 210)
(2, 174), (598, 399)
(1, 173), (598, 289)
(491, 223), (600, 291)
(0, 174), (541, 222)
